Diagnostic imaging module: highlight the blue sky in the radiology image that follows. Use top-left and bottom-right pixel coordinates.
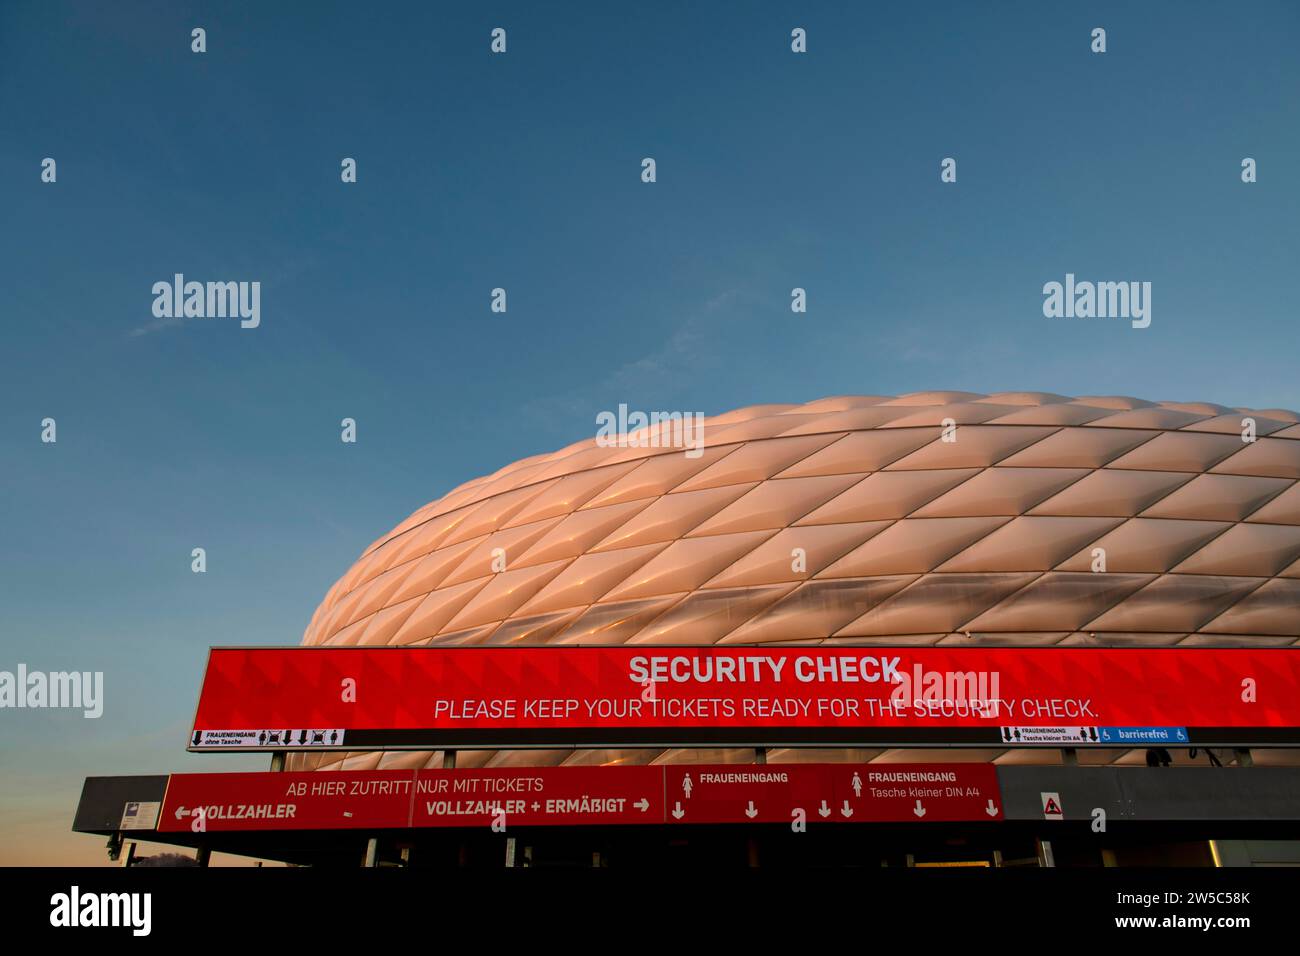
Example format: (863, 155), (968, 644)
(1, 1), (1297, 863)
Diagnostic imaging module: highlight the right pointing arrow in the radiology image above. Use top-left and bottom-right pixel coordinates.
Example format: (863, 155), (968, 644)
(913, 800), (927, 818)
(634, 797), (649, 812)
(985, 799), (999, 817)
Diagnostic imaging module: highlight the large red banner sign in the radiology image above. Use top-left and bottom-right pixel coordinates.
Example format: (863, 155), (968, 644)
(188, 646), (1300, 751)
(158, 764), (1000, 832)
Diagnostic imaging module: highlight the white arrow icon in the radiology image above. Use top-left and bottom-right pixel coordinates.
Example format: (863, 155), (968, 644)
(672, 801), (685, 820)
(174, 806), (188, 821)
(913, 800), (927, 818)
(744, 801), (758, 819)
(818, 800), (831, 818)
(851, 772), (862, 797)
(634, 798), (649, 812)
(985, 799), (998, 817)
(840, 800), (853, 819)
(682, 774), (693, 799)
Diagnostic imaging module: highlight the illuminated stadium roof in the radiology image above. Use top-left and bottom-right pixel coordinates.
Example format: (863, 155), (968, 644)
(294, 391), (1300, 771)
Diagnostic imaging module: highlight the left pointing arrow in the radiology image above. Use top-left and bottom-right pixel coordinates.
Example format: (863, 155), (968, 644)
(174, 806), (188, 820)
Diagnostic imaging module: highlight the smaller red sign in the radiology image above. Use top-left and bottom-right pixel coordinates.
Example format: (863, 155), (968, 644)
(662, 764), (1002, 824)
(837, 764), (1002, 822)
(662, 765), (826, 824)
(159, 771), (414, 833)
(411, 766), (662, 828)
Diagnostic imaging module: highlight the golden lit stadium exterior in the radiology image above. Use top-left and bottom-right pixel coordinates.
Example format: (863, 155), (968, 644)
(292, 391), (1300, 773)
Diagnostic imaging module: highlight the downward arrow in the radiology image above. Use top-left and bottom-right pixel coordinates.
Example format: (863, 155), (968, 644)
(672, 801), (685, 820)
(744, 801), (758, 819)
(913, 800), (927, 818)
(818, 800), (831, 818)
(840, 800), (853, 819)
(634, 797), (649, 812)
(985, 799), (999, 817)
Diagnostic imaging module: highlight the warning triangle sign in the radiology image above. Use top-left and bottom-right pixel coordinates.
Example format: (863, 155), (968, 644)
(1044, 797), (1061, 814)
(1041, 791), (1063, 818)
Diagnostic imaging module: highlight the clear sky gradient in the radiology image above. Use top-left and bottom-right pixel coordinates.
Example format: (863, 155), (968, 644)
(1, 1), (1297, 864)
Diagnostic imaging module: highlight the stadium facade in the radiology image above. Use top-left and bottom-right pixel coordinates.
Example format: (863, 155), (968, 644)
(293, 390), (1300, 774)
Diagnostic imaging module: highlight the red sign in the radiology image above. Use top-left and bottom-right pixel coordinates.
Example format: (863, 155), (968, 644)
(663, 764), (1001, 824)
(411, 766), (661, 827)
(188, 646), (1300, 750)
(159, 770), (414, 833)
(157, 764), (999, 831)
(664, 764), (831, 824)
